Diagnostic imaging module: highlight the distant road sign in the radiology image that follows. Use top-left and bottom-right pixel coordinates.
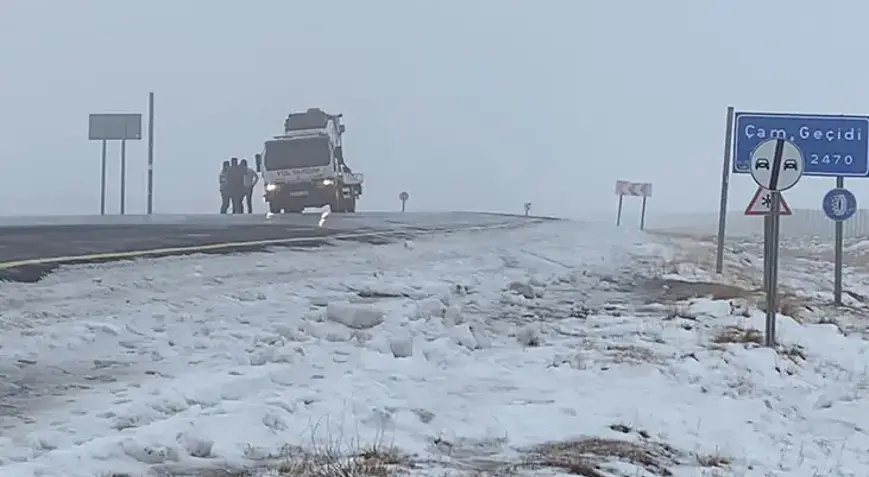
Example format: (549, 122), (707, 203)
(823, 188), (858, 222)
(733, 112), (869, 177)
(399, 191), (409, 201)
(749, 138), (803, 191)
(614, 180), (652, 197)
(744, 187), (792, 216)
(89, 113), (143, 141)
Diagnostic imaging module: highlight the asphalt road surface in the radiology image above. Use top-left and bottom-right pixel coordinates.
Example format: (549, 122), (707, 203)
(0, 212), (551, 282)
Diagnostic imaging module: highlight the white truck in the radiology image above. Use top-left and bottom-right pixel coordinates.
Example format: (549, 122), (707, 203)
(254, 108), (363, 214)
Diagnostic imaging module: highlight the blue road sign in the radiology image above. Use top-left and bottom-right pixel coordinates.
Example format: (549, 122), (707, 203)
(822, 188), (858, 222)
(733, 112), (869, 177)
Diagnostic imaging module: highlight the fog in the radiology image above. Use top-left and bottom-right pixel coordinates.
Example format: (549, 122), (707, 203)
(1, 0), (865, 221)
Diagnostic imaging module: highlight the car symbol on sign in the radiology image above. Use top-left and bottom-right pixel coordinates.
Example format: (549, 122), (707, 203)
(755, 158), (770, 169)
(783, 159), (798, 170)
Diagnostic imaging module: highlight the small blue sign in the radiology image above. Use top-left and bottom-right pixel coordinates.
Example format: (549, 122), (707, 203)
(733, 112), (869, 177)
(822, 188), (858, 222)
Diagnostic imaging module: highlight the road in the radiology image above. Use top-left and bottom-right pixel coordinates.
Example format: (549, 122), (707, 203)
(0, 212), (551, 282)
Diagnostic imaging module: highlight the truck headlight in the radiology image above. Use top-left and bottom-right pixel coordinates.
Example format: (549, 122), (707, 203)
(265, 183), (277, 191)
(322, 179), (335, 186)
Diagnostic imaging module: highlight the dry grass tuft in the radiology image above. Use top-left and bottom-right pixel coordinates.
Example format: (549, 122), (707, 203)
(711, 326), (763, 345)
(604, 344), (660, 365)
(778, 298), (804, 320)
(778, 343), (807, 362)
(262, 442), (406, 477)
(162, 438), (409, 477)
(695, 451), (732, 468)
(524, 437), (678, 477)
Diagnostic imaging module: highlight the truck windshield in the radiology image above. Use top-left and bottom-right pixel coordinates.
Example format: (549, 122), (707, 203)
(263, 137), (330, 169)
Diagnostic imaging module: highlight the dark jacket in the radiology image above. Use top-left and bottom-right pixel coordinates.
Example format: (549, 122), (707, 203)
(219, 168), (229, 192)
(226, 165), (246, 194)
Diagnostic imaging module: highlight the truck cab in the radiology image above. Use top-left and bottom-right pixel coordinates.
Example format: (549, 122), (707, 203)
(255, 108), (363, 214)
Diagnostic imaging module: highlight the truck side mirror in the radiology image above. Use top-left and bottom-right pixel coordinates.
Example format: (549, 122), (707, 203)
(254, 153), (262, 173)
(339, 125), (346, 134)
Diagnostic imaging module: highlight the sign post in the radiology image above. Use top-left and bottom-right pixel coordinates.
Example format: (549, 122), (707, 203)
(524, 202), (532, 216)
(615, 194), (624, 226)
(715, 106), (735, 274)
(822, 185), (858, 305)
(717, 110), (869, 275)
(147, 92), (156, 215)
(399, 191), (409, 212)
(88, 113), (142, 215)
(749, 138), (804, 347)
(744, 185), (793, 293)
(614, 180), (652, 229)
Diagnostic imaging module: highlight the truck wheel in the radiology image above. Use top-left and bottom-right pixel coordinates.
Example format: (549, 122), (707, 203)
(345, 195), (356, 213)
(330, 192), (343, 213)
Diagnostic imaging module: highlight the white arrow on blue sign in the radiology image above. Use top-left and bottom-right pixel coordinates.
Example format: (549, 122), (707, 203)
(822, 188), (858, 222)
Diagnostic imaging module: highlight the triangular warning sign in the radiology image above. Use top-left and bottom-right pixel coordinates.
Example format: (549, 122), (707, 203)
(745, 187), (792, 216)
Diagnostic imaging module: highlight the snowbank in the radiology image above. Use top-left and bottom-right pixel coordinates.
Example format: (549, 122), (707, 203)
(1, 220), (869, 476)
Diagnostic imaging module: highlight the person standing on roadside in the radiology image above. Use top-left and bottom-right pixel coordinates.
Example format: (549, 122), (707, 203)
(219, 160), (231, 214)
(240, 158), (258, 213)
(227, 157), (246, 213)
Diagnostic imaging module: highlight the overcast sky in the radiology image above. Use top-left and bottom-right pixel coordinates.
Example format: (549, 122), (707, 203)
(0, 0), (866, 220)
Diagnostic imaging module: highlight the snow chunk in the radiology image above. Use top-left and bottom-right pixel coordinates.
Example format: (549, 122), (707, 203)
(120, 439), (180, 464)
(516, 323), (542, 347)
(413, 297), (447, 319)
(451, 324), (478, 350)
(444, 304), (465, 325)
(389, 335), (414, 358)
(325, 302), (385, 329)
(176, 431), (214, 458)
(507, 280), (538, 299)
(469, 325), (492, 349)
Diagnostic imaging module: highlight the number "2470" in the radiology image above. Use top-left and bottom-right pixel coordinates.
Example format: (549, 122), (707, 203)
(810, 154), (854, 165)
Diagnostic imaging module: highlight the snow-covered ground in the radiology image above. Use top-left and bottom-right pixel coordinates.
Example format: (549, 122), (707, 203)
(3, 220), (869, 476)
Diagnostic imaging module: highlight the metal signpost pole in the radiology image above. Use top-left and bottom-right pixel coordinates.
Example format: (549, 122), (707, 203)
(120, 139), (127, 215)
(766, 190), (781, 347)
(763, 214), (770, 292)
(88, 112), (142, 215)
(749, 138), (804, 348)
(147, 92), (155, 215)
(834, 176), (844, 304)
(100, 140), (108, 216)
(823, 182), (857, 305)
(639, 196), (647, 231)
(616, 194), (623, 226)
(399, 191), (409, 212)
(715, 106), (735, 274)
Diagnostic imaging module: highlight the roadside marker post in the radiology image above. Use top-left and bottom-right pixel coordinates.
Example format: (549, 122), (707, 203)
(614, 180), (652, 230)
(749, 138), (804, 347)
(822, 186), (858, 305)
(88, 113), (143, 215)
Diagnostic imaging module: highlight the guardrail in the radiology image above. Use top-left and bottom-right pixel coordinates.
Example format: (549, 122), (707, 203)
(652, 208), (869, 239)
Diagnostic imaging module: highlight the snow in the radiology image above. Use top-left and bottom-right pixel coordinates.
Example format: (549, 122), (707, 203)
(2, 219), (869, 476)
